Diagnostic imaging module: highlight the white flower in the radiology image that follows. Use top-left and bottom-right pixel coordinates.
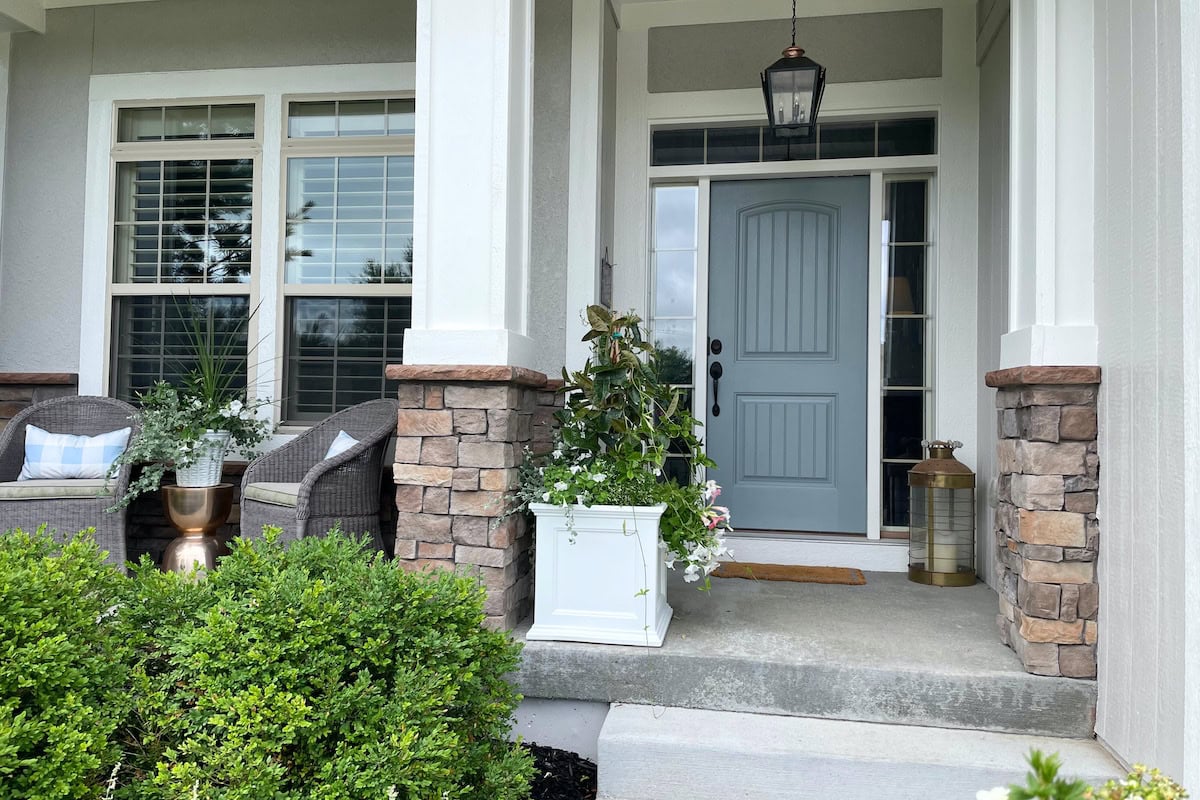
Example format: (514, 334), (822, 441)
(976, 789), (1010, 800)
(542, 492), (551, 502)
(553, 481), (569, 492)
(683, 563), (700, 583)
(591, 473), (607, 482)
(552, 449), (563, 459)
(227, 399), (243, 415)
(570, 464), (583, 474)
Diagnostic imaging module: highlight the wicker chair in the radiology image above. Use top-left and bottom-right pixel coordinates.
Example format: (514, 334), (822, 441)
(0, 395), (140, 567)
(240, 399), (398, 551)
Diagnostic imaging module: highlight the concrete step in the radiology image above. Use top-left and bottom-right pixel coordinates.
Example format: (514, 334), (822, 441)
(515, 573), (1097, 739)
(597, 704), (1122, 800)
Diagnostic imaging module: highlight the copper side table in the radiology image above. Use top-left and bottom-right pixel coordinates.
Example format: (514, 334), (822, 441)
(161, 483), (234, 575)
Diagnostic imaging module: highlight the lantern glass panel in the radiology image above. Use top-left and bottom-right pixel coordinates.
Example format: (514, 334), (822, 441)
(766, 67), (817, 128)
(908, 485), (976, 576)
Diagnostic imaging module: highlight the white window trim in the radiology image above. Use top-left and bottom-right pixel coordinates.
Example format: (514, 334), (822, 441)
(79, 63), (417, 427)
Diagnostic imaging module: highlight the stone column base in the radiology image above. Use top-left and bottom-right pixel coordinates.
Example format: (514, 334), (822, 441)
(385, 365), (560, 629)
(985, 366), (1101, 679)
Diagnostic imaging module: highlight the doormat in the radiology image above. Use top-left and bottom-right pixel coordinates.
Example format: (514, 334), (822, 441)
(712, 562), (866, 585)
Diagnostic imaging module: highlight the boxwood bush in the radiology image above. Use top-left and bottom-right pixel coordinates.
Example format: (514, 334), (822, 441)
(0, 528), (533, 800)
(0, 529), (133, 800)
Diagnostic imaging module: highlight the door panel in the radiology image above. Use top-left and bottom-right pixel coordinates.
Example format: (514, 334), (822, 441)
(707, 177), (868, 533)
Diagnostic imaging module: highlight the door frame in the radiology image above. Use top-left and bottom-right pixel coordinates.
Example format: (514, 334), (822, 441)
(652, 163), (938, 541)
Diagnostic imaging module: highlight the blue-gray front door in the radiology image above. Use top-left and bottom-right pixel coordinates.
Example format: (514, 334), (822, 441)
(706, 177), (869, 533)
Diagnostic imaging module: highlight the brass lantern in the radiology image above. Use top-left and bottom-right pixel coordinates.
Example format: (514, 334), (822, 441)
(908, 440), (976, 587)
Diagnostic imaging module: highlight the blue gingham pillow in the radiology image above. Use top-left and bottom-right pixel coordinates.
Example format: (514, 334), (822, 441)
(17, 424), (132, 481)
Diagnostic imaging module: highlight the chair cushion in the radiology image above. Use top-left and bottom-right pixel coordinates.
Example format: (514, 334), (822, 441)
(323, 430), (360, 460)
(18, 424), (132, 481)
(243, 482), (301, 508)
(0, 479), (113, 501)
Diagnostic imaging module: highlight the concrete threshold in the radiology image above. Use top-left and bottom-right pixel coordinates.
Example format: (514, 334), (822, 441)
(597, 704), (1121, 800)
(513, 571), (1097, 739)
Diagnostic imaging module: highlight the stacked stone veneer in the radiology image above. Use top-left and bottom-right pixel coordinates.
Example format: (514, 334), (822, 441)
(385, 365), (560, 629)
(986, 366), (1101, 679)
(0, 373), (79, 430)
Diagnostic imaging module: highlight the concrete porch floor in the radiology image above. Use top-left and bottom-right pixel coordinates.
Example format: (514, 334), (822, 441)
(513, 571), (1097, 739)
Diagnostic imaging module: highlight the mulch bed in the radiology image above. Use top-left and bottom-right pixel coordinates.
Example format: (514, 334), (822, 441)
(525, 743), (598, 800)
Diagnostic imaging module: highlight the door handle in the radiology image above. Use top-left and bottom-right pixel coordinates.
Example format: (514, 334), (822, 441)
(709, 361), (723, 417)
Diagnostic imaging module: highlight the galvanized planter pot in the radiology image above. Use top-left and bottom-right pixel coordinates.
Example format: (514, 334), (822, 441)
(527, 503), (672, 647)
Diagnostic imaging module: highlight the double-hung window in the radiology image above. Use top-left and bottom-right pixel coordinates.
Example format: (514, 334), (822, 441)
(280, 98), (414, 423)
(108, 102), (260, 401)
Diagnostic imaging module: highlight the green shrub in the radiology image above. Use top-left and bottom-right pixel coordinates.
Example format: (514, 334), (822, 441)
(119, 530), (532, 800)
(978, 750), (1190, 800)
(0, 528), (532, 800)
(0, 528), (133, 800)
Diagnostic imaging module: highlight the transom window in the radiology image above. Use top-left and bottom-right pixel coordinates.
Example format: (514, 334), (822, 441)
(117, 103), (256, 142)
(651, 115), (936, 167)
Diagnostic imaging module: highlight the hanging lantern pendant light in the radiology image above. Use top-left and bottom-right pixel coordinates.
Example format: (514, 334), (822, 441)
(761, 0), (827, 137)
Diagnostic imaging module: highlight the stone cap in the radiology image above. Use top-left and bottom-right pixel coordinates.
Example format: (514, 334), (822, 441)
(985, 366), (1101, 389)
(385, 364), (549, 388)
(0, 372), (78, 385)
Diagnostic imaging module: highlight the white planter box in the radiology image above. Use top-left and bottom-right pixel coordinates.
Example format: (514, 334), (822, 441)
(527, 503), (673, 647)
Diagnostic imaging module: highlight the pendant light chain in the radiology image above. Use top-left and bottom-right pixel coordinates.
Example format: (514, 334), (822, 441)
(791, 0), (797, 47)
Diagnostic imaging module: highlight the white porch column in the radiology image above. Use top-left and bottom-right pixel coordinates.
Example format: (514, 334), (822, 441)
(563, 0), (608, 371)
(1000, 0), (1098, 368)
(404, 0), (537, 368)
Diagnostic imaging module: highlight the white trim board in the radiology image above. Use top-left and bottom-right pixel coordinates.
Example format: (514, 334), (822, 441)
(78, 62), (416, 398)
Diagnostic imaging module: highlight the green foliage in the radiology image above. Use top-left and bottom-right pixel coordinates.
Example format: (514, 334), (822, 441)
(108, 381), (272, 509)
(117, 530), (532, 800)
(0, 528), (533, 800)
(1092, 764), (1189, 800)
(983, 750), (1189, 800)
(513, 306), (733, 585)
(1007, 751), (1091, 800)
(556, 306), (707, 472)
(0, 528), (133, 800)
(108, 298), (275, 509)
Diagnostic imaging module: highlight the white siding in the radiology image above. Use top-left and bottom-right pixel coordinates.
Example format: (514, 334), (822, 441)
(1093, 0), (1200, 788)
(976, 14), (1010, 590)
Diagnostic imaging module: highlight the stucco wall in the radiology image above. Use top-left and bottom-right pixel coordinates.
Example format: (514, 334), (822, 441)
(0, 0), (416, 372)
(529, 0), (573, 376)
(975, 15), (1010, 590)
(646, 9), (942, 93)
(1093, 0), (1200, 788)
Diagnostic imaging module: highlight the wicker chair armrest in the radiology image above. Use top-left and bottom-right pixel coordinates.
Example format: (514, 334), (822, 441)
(0, 416), (27, 482)
(294, 435), (387, 521)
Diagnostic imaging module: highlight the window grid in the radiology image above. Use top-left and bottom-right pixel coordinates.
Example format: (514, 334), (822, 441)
(114, 159), (254, 285)
(651, 115), (937, 168)
(284, 296), (409, 422)
(649, 185), (700, 484)
(108, 101), (261, 402)
(281, 95), (414, 423)
(881, 176), (933, 531)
